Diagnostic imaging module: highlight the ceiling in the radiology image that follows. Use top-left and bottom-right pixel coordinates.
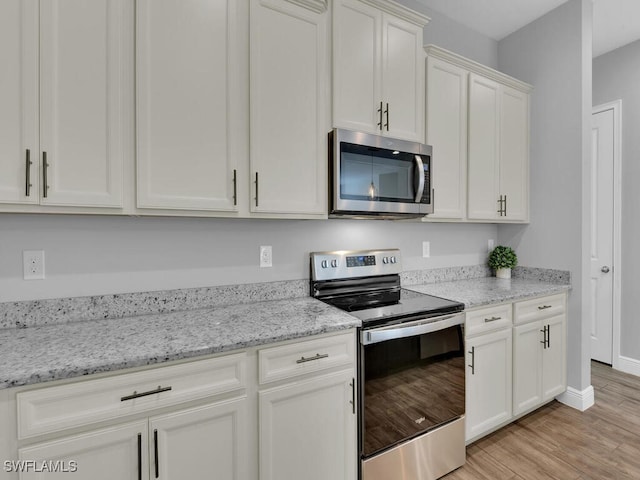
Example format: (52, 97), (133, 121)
(415, 0), (640, 58)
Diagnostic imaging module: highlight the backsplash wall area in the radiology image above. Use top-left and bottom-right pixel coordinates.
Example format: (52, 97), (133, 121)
(1, 214), (497, 302)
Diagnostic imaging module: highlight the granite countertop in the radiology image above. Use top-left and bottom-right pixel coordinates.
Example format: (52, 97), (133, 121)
(405, 277), (570, 309)
(0, 297), (359, 390)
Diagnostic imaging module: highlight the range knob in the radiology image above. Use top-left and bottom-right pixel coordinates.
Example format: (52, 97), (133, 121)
(331, 259), (339, 268)
(382, 257), (389, 264)
(390, 256), (397, 264)
(321, 260), (328, 269)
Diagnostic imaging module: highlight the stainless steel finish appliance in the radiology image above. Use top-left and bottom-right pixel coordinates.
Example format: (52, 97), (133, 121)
(329, 129), (433, 218)
(310, 249), (465, 480)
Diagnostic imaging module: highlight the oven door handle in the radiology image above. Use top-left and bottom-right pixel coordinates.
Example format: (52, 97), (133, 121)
(361, 313), (464, 345)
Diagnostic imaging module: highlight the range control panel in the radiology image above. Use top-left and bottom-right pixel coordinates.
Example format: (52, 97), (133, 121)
(310, 249), (402, 281)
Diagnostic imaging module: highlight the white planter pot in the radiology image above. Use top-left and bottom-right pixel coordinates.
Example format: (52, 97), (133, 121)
(496, 268), (512, 279)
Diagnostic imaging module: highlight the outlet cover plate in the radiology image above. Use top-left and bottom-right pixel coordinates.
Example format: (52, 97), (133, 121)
(422, 241), (430, 258)
(23, 250), (45, 280)
(260, 245), (273, 268)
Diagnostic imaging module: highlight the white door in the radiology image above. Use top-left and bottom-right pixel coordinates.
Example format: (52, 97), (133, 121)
(467, 73), (500, 220)
(150, 398), (248, 480)
(465, 328), (512, 441)
(136, 0), (239, 211)
(0, 0), (39, 204)
(259, 371), (356, 480)
(590, 107), (615, 364)
(250, 0), (328, 215)
(19, 421), (148, 480)
(425, 57), (467, 219)
(39, 0), (125, 207)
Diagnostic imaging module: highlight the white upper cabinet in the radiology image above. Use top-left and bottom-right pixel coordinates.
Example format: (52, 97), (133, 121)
(425, 45), (531, 223)
(136, 0), (241, 212)
(249, 0), (329, 216)
(425, 56), (468, 219)
(0, 0), (126, 209)
(333, 0), (428, 142)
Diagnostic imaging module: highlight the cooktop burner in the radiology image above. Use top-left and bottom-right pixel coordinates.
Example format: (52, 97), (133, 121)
(310, 249), (464, 328)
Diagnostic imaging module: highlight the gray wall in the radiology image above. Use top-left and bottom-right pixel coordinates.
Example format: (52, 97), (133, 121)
(593, 39), (640, 361)
(0, 215), (497, 301)
(397, 0), (498, 68)
(497, 0), (593, 392)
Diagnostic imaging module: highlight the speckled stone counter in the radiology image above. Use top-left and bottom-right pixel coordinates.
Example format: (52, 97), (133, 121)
(0, 297), (358, 390)
(405, 277), (570, 309)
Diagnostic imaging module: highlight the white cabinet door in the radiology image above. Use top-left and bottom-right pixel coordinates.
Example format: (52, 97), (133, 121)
(249, 0), (328, 216)
(0, 0), (38, 205)
(18, 421), (148, 480)
(381, 14), (424, 142)
(466, 328), (512, 441)
(542, 314), (567, 401)
(425, 57), (467, 219)
(467, 73), (500, 220)
(332, 0), (380, 135)
(136, 0), (239, 211)
(39, 0), (125, 207)
(150, 398), (248, 480)
(499, 85), (529, 221)
(512, 320), (544, 416)
(259, 371), (356, 480)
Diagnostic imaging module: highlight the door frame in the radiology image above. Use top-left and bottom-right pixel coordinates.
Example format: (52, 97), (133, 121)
(592, 100), (622, 369)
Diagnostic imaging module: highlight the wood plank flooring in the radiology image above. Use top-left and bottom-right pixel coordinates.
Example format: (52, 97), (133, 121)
(443, 361), (640, 479)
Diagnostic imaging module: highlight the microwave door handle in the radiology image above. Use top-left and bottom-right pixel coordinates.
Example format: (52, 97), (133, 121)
(414, 155), (425, 202)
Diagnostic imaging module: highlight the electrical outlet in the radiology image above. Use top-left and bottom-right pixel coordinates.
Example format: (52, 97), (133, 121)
(260, 245), (273, 268)
(488, 239), (495, 252)
(23, 250), (45, 280)
(422, 241), (430, 258)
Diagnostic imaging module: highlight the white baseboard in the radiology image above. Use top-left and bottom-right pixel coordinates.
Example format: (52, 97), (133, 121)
(615, 355), (640, 377)
(556, 385), (595, 411)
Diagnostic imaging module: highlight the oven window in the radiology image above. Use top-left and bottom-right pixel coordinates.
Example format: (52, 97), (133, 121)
(362, 324), (465, 458)
(340, 142), (415, 202)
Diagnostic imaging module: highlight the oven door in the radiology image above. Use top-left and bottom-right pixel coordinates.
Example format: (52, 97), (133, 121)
(359, 313), (465, 461)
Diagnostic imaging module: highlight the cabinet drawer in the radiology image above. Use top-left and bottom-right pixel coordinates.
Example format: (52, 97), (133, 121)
(259, 332), (355, 385)
(514, 294), (566, 325)
(465, 304), (512, 337)
(17, 353), (246, 439)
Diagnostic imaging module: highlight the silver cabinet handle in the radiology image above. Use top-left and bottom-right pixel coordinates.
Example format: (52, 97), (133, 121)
(42, 151), (49, 198)
(296, 353), (329, 364)
(601, 266), (610, 273)
(377, 101), (383, 130)
(538, 305), (552, 310)
(497, 195), (504, 215)
(504, 195), (507, 216)
(540, 326), (547, 349)
(468, 346), (475, 375)
(484, 316), (502, 323)
(25, 150), (33, 197)
(121, 385), (172, 402)
(384, 102), (389, 131)
(414, 155), (425, 202)
(254, 172), (259, 207)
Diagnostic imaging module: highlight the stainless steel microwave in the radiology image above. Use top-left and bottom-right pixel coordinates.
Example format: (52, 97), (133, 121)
(329, 128), (433, 218)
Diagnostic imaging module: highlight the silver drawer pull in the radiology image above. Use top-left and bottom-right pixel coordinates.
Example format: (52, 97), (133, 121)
(538, 305), (553, 310)
(484, 316), (502, 323)
(296, 353), (329, 364)
(121, 385), (172, 402)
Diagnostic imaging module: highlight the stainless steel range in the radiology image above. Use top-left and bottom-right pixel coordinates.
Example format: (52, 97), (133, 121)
(310, 249), (466, 480)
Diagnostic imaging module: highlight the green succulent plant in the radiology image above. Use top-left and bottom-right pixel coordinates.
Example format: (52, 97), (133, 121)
(488, 245), (518, 270)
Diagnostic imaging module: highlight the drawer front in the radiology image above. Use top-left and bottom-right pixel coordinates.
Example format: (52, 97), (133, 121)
(514, 293), (566, 325)
(259, 332), (355, 385)
(17, 352), (246, 439)
(465, 304), (512, 337)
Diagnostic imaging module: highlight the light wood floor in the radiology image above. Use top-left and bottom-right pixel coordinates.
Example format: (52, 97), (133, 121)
(443, 361), (640, 479)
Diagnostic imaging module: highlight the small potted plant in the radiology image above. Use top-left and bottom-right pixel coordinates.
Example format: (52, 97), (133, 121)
(488, 245), (518, 279)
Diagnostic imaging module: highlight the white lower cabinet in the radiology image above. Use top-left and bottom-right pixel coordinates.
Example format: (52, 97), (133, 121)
(259, 371), (356, 480)
(465, 304), (512, 443)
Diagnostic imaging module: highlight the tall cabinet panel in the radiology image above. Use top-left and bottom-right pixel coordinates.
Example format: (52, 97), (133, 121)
(425, 56), (467, 219)
(0, 0), (38, 205)
(250, 0), (328, 215)
(137, 0), (239, 211)
(39, 0), (124, 207)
